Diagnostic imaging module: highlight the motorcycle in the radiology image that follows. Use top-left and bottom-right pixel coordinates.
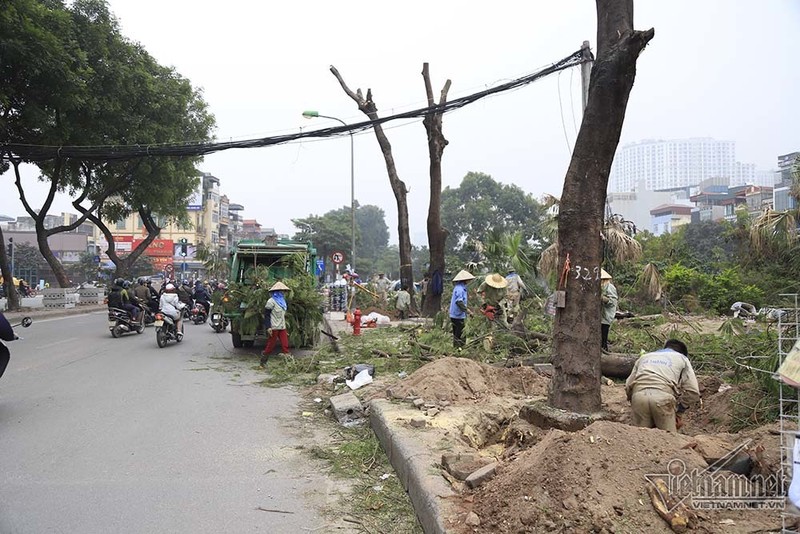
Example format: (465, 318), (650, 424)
(154, 311), (183, 348)
(108, 307), (145, 337)
(190, 301), (208, 325)
(1, 316), (32, 379)
(209, 304), (228, 333)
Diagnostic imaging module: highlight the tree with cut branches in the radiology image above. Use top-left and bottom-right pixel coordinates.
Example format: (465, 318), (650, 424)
(329, 67), (415, 293)
(420, 63), (451, 317)
(550, 0), (654, 414)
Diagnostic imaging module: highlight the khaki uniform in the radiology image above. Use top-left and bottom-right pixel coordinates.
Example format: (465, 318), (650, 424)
(625, 349), (700, 432)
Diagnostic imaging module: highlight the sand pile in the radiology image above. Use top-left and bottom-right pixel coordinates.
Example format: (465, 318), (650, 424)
(386, 357), (548, 403)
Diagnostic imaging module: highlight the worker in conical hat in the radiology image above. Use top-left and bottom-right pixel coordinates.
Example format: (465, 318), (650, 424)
(477, 273), (508, 322)
(600, 269), (618, 354)
(449, 270), (475, 348)
(262, 281), (291, 365)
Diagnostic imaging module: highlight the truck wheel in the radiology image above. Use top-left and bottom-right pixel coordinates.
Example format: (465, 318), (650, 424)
(231, 332), (243, 348)
(242, 340), (253, 348)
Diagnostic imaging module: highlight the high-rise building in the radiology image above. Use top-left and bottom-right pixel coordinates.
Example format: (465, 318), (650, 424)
(777, 152), (799, 185)
(610, 138), (735, 192)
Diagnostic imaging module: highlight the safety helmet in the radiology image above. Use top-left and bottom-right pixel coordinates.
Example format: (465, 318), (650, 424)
(122, 280), (131, 289)
(138, 277), (147, 285)
(165, 283), (176, 292)
(114, 278), (124, 287)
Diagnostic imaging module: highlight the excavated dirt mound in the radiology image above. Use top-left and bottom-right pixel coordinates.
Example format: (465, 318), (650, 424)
(385, 357), (548, 403)
(459, 421), (780, 533)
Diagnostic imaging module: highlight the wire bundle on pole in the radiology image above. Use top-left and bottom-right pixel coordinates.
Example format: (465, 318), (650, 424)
(1, 49), (585, 163)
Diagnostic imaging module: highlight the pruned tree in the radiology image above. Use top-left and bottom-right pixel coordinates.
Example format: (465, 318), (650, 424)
(420, 63), (451, 316)
(329, 67), (415, 293)
(550, 0), (654, 414)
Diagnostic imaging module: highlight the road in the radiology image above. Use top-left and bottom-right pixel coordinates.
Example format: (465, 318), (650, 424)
(0, 311), (340, 533)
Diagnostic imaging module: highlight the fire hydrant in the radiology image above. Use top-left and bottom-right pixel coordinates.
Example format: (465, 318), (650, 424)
(352, 308), (362, 336)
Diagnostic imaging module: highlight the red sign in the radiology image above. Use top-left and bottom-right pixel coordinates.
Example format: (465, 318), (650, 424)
(151, 257), (174, 271)
(133, 239), (174, 257)
(331, 251), (345, 265)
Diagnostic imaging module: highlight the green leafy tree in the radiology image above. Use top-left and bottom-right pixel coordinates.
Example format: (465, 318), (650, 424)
(3, 0), (213, 285)
(441, 172), (546, 261)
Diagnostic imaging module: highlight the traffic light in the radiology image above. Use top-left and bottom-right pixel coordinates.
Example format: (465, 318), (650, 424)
(180, 238), (188, 257)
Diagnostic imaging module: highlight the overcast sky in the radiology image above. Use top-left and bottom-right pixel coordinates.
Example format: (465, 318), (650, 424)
(3, 1), (798, 246)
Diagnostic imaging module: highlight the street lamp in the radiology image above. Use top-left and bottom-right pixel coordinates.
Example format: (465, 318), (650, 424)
(302, 110), (355, 275)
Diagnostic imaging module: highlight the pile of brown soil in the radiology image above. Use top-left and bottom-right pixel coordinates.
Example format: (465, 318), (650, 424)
(459, 421), (780, 533)
(385, 357), (548, 403)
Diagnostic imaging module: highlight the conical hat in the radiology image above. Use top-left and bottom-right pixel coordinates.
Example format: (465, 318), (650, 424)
(600, 269), (612, 280)
(269, 281), (290, 291)
(484, 273), (509, 288)
(452, 270), (475, 282)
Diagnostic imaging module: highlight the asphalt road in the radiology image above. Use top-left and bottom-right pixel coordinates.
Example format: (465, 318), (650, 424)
(0, 312), (337, 533)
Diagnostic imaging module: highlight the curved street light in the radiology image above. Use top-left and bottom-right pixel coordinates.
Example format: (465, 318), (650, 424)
(302, 111), (355, 276)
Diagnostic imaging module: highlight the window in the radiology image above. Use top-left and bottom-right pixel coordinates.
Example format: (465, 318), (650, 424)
(136, 215), (143, 229)
(116, 219), (126, 230)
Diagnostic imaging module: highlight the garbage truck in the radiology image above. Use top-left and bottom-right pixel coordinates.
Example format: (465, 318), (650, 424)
(224, 238), (317, 348)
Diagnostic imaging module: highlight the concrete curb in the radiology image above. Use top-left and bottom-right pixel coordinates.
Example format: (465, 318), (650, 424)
(3, 304), (107, 323)
(370, 399), (455, 534)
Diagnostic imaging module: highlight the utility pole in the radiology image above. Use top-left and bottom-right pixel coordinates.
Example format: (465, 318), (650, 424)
(580, 40), (594, 111)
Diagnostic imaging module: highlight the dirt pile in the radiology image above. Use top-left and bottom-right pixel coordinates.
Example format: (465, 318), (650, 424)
(385, 357), (548, 403)
(459, 421), (780, 533)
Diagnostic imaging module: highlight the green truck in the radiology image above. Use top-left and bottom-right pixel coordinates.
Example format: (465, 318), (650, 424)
(225, 238), (318, 348)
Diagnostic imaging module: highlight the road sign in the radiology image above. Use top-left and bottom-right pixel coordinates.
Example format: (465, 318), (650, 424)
(331, 251), (345, 265)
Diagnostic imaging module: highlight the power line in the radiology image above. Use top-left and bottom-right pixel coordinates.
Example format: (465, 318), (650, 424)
(2, 49), (585, 163)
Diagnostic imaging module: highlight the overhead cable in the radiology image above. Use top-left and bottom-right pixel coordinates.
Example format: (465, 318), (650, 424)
(2, 49), (585, 163)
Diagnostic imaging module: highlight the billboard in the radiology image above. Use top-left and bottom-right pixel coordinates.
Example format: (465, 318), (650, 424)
(132, 239), (174, 257)
(187, 184), (203, 211)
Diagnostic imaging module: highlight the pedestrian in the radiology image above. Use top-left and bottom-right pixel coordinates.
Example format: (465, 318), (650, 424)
(477, 273), (508, 321)
(600, 269), (618, 353)
(261, 281), (291, 365)
(449, 270), (475, 348)
(625, 339), (701, 432)
(395, 285), (411, 320)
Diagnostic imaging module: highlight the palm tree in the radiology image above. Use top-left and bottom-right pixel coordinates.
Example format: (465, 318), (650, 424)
(195, 243), (230, 281)
(537, 197), (641, 279)
(748, 154), (800, 261)
(482, 230), (535, 277)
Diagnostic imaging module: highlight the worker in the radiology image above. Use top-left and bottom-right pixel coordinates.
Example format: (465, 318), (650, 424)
(477, 273), (508, 321)
(261, 281), (291, 365)
(600, 269), (618, 353)
(505, 268), (527, 320)
(418, 274), (430, 311)
(625, 339), (701, 432)
(449, 270), (475, 348)
(375, 273), (391, 306)
(395, 285), (411, 320)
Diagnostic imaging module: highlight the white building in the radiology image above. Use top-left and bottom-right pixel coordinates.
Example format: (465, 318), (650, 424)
(610, 138), (736, 192)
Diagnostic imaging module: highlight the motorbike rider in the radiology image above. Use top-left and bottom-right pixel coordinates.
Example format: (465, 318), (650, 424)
(108, 278), (139, 321)
(177, 280), (193, 309)
(159, 283), (185, 340)
(1, 311), (15, 379)
(192, 280), (211, 316)
(122, 280), (143, 320)
(146, 279), (159, 307)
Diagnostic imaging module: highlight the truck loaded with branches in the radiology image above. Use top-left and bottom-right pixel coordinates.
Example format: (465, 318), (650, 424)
(223, 239), (322, 349)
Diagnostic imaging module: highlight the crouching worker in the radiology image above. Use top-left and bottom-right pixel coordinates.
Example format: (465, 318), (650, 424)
(625, 339), (700, 432)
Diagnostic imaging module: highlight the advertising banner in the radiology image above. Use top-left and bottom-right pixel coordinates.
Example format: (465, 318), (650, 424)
(133, 239), (174, 257)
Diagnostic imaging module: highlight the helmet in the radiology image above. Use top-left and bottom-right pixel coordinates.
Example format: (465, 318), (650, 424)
(165, 283), (176, 291)
(122, 280), (131, 289)
(138, 277), (147, 285)
(114, 278), (124, 287)
(182, 280), (191, 287)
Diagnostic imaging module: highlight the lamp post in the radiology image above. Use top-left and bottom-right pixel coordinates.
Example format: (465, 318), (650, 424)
(302, 110), (355, 275)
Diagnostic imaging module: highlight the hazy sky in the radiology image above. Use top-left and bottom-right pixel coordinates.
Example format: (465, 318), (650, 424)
(3, 1), (798, 246)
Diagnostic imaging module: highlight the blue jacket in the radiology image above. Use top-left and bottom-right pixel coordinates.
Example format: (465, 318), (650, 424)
(449, 283), (468, 319)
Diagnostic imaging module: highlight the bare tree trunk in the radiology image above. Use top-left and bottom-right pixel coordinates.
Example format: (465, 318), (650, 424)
(0, 226), (20, 310)
(329, 67), (414, 292)
(421, 63), (451, 317)
(549, 0), (654, 413)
